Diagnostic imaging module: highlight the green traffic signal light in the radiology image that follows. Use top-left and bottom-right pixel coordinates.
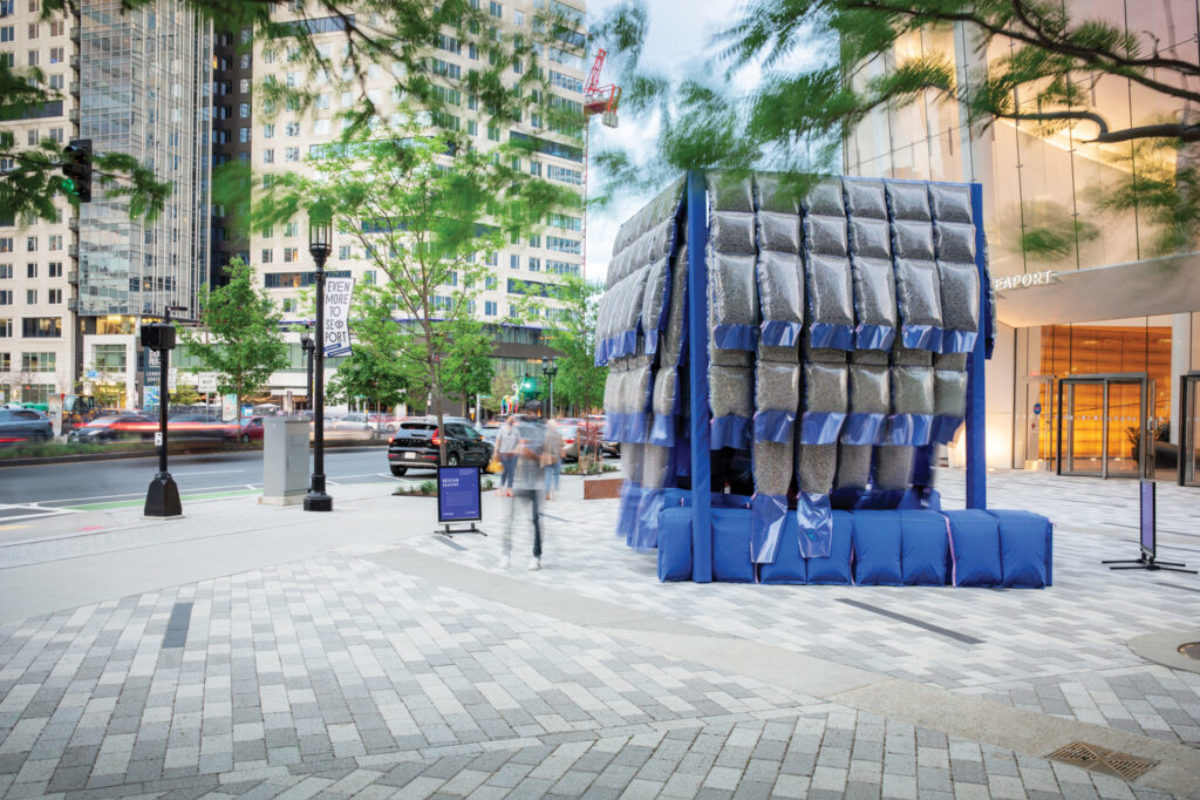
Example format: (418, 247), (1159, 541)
(60, 139), (92, 203)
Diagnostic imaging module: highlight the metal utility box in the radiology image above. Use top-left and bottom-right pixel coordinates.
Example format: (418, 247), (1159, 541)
(261, 418), (309, 505)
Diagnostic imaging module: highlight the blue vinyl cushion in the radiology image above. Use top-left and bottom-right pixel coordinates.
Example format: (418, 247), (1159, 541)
(806, 510), (854, 585)
(899, 510), (949, 585)
(657, 507), (693, 582)
(944, 510), (1002, 587)
(712, 508), (756, 582)
(988, 509), (1052, 588)
(852, 511), (903, 585)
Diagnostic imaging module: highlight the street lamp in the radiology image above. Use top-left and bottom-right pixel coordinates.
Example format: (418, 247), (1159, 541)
(299, 323), (315, 414)
(142, 305), (187, 517)
(542, 357), (558, 418)
(305, 211), (333, 512)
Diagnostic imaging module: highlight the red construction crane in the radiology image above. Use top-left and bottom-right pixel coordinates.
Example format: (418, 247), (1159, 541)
(583, 48), (621, 127)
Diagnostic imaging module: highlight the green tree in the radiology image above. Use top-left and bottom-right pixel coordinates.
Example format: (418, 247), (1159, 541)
(482, 369), (517, 415)
(594, 0), (1200, 245)
(181, 258), (289, 428)
(253, 120), (577, 462)
(326, 283), (415, 428)
(545, 275), (605, 416)
(4, 0), (585, 222)
(440, 317), (495, 418)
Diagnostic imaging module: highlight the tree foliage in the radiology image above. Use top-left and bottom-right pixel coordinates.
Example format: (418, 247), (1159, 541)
(181, 258), (289, 427)
(325, 282), (416, 415)
(544, 275), (605, 415)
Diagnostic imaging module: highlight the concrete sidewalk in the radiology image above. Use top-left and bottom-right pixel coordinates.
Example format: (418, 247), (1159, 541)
(0, 470), (1198, 799)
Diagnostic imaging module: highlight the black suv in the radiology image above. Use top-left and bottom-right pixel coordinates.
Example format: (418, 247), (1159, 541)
(387, 417), (492, 476)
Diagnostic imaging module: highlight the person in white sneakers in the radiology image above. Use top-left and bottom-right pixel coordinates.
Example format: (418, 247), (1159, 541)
(500, 401), (547, 570)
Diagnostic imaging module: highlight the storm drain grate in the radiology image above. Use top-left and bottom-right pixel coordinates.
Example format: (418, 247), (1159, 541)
(1047, 741), (1157, 781)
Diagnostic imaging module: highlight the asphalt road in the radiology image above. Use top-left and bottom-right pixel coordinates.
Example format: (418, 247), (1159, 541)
(0, 446), (414, 508)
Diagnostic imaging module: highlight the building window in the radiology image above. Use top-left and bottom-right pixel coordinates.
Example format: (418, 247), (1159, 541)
(487, 124), (500, 142)
(93, 344), (125, 369)
(0, 264), (10, 278)
(262, 149), (274, 164)
(284, 147), (299, 162)
(49, 46), (62, 62)
(510, 254), (520, 270)
(27, 50), (39, 66)
(338, 245), (351, 260)
(238, 127), (251, 143)
(261, 249), (273, 263)
(528, 234), (541, 248)
(48, 234), (62, 251)
(22, 317), (61, 337)
(286, 121), (300, 137)
(239, 102), (251, 118)
(0, 318), (10, 337)
(547, 165), (583, 185)
(283, 248), (298, 263)
(48, 74), (62, 90)
(25, 289), (36, 304)
(0, 291), (11, 305)
(47, 288), (61, 304)
(546, 236), (581, 255)
(0, 352), (8, 370)
(0, 238), (13, 253)
(529, 257), (541, 271)
(485, 301), (498, 316)
(485, 276), (497, 290)
(25, 237), (37, 252)
(284, 222), (298, 237)
(263, 123), (275, 138)
(25, 263), (36, 278)
(281, 298), (297, 312)
(47, 262), (60, 277)
(20, 352), (54, 372)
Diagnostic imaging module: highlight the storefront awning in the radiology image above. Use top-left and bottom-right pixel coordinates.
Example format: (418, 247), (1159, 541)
(994, 252), (1200, 328)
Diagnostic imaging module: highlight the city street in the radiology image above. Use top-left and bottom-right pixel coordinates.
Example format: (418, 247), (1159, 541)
(0, 447), (403, 510)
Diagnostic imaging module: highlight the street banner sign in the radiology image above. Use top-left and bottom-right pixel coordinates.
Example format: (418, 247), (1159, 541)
(324, 277), (354, 358)
(437, 466), (482, 523)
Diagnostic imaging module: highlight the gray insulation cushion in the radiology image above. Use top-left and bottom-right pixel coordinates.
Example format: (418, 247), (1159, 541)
(710, 252), (760, 328)
(851, 349), (889, 366)
(631, 234), (653, 272)
(757, 250), (804, 330)
(849, 364), (890, 414)
(849, 217), (891, 259)
(937, 260), (980, 333)
(644, 219), (674, 263)
(804, 362), (849, 414)
(892, 220), (935, 260)
(886, 182), (931, 221)
(894, 258), (943, 328)
(797, 443), (837, 494)
(642, 444), (670, 490)
(851, 256), (898, 330)
(805, 181), (846, 217)
(603, 369), (621, 413)
(835, 444), (872, 490)
(709, 364), (754, 418)
(618, 267), (652, 336)
(757, 211), (801, 254)
(710, 210), (757, 255)
(891, 365), (936, 415)
(710, 348), (755, 367)
(929, 183), (973, 223)
(935, 221), (975, 262)
(756, 361), (801, 412)
(621, 442), (644, 483)
(804, 346), (848, 364)
(759, 345), (799, 363)
(652, 367), (679, 417)
(641, 258), (670, 338)
(893, 345), (933, 366)
(754, 440), (794, 496)
(803, 214), (849, 257)
(934, 352), (968, 370)
(755, 175), (800, 214)
(844, 179), (888, 219)
(805, 252), (856, 328)
(709, 173), (755, 212)
(625, 363), (655, 413)
(874, 446), (914, 490)
(659, 246), (689, 365)
(934, 369), (968, 418)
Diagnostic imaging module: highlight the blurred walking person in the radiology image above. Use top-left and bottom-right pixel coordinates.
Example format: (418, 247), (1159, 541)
(543, 419), (563, 500)
(495, 415), (519, 497)
(501, 402), (547, 570)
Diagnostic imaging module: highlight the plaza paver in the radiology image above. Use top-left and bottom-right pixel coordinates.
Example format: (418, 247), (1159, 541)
(0, 467), (1197, 799)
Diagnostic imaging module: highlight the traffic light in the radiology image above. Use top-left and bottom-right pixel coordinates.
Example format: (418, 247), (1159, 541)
(60, 138), (92, 203)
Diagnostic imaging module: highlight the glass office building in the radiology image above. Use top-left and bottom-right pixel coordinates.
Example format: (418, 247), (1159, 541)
(844, 0), (1200, 484)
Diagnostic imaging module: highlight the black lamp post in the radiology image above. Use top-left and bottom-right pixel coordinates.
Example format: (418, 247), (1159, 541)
(305, 213), (333, 512)
(143, 305), (186, 517)
(542, 357), (558, 417)
(300, 324), (315, 414)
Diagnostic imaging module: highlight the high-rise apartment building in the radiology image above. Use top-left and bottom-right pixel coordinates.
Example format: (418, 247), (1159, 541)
(0, 0), (212, 411)
(245, 0), (588, 406)
(844, 1), (1200, 484)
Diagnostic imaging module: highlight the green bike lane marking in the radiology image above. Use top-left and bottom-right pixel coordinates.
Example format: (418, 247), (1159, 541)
(69, 488), (261, 511)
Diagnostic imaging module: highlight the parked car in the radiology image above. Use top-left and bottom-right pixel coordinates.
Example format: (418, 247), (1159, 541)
(230, 415), (265, 443)
(168, 413), (229, 441)
(67, 413), (155, 443)
(0, 407), (53, 446)
(387, 417), (492, 476)
(557, 424), (580, 462)
(330, 412), (372, 432)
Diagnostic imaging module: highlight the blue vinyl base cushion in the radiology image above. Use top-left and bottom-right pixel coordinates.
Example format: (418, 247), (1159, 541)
(945, 509), (1003, 587)
(899, 510), (949, 585)
(806, 510), (854, 585)
(657, 507), (693, 581)
(852, 511), (903, 585)
(712, 508), (756, 583)
(988, 509), (1052, 588)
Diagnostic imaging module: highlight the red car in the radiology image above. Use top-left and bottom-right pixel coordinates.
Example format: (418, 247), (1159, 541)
(224, 415), (265, 443)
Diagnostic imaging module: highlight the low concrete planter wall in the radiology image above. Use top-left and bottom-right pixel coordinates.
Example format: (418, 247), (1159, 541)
(583, 476), (622, 500)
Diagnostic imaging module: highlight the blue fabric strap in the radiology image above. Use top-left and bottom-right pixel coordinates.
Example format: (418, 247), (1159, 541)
(931, 414), (962, 444)
(751, 493), (789, 564)
(901, 324), (943, 352)
(884, 413), (934, 446)
(760, 319), (802, 348)
(712, 323), (757, 352)
(855, 324), (895, 352)
(940, 329), (977, 354)
(649, 414), (677, 447)
(809, 322), (854, 350)
(753, 409), (796, 443)
(797, 492), (833, 558)
(840, 412), (885, 445)
(800, 411), (847, 445)
(617, 481), (643, 545)
(632, 487), (665, 550)
(710, 415), (752, 450)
